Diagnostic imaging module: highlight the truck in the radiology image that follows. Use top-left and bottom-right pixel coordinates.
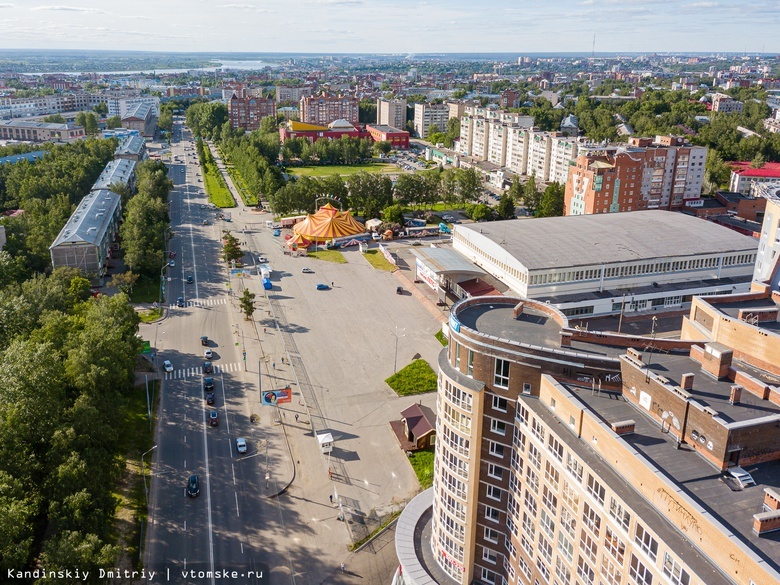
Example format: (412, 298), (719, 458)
(438, 222), (452, 234)
(404, 218), (426, 228)
(262, 277), (272, 290)
(325, 232), (372, 250)
(280, 215), (307, 228)
(259, 265), (272, 279)
(405, 225), (441, 238)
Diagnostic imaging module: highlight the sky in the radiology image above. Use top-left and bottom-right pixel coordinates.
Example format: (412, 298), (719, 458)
(0, 0), (777, 55)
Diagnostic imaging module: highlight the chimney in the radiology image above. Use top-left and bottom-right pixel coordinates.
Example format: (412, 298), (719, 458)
(610, 420), (636, 435)
(730, 385), (743, 404)
(701, 343), (733, 379)
(681, 373), (695, 390)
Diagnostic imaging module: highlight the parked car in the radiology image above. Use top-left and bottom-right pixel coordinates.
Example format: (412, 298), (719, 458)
(186, 275), (193, 284)
(396, 286), (404, 295)
(203, 377), (214, 391)
(205, 349), (213, 359)
(316, 283), (331, 291)
(273, 229), (281, 237)
(203, 361), (213, 374)
(726, 466), (756, 488)
(236, 438), (247, 454)
(302, 267), (314, 273)
(209, 411), (219, 426)
(169, 260), (175, 267)
(163, 360), (174, 373)
(200, 336), (209, 346)
(187, 474), (200, 497)
(169, 251), (176, 258)
(205, 392), (215, 405)
(177, 297), (185, 307)
(257, 256), (268, 263)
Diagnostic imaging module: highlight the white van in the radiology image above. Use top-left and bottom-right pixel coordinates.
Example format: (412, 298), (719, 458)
(265, 220), (274, 228)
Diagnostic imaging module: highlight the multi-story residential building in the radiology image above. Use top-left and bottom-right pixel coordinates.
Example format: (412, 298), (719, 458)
(447, 100), (468, 122)
(299, 93), (359, 126)
(460, 107), (534, 164)
(121, 102), (155, 137)
(0, 92), (92, 119)
(90, 158), (137, 193)
(275, 85), (312, 104)
(49, 189), (122, 277)
(565, 136), (707, 215)
(414, 102), (450, 139)
(0, 119), (85, 142)
(753, 185), (780, 288)
(712, 92), (744, 114)
(227, 93), (276, 131)
(728, 161), (780, 194)
(394, 208), (780, 585)
(114, 135), (147, 162)
(105, 95), (160, 118)
(376, 97), (407, 129)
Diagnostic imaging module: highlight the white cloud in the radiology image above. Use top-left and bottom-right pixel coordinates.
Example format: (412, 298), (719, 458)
(32, 5), (103, 12)
(0, 3), (15, 7)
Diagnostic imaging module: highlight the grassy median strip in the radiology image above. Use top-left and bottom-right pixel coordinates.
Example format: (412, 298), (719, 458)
(385, 359), (438, 396)
(289, 163), (396, 177)
(138, 307), (163, 323)
(434, 330), (449, 346)
(362, 249), (396, 271)
(203, 161), (235, 208)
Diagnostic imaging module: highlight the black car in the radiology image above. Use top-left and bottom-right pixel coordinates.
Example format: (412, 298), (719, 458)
(204, 376), (214, 391)
(176, 296), (185, 307)
(200, 336), (209, 346)
(203, 361), (213, 374)
(206, 392), (215, 405)
(187, 474), (200, 498)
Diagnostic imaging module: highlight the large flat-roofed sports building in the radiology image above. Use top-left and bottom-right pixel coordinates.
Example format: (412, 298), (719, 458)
(452, 210), (758, 317)
(50, 189), (122, 276)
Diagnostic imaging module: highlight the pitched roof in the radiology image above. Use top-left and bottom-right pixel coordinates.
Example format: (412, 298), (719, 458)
(730, 161), (780, 178)
(401, 403), (436, 439)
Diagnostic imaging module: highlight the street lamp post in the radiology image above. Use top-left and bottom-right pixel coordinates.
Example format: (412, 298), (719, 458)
(141, 445), (158, 510)
(159, 261), (171, 308)
(391, 326), (406, 374)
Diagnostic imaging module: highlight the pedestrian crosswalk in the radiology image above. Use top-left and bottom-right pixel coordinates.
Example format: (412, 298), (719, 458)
(173, 298), (228, 308)
(165, 362), (243, 380)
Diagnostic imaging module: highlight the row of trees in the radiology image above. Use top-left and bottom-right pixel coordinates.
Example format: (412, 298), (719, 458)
(0, 266), (142, 576)
(119, 160), (174, 278)
(186, 101), (228, 140)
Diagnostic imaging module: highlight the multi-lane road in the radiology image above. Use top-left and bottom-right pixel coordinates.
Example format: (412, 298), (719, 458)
(145, 122), (270, 583)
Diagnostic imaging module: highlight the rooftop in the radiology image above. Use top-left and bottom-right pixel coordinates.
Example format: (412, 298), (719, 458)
(730, 161), (780, 178)
(122, 101), (153, 120)
(0, 150), (46, 165)
(562, 380), (780, 576)
(50, 189), (121, 249)
(367, 124), (406, 133)
(455, 210), (759, 271)
(411, 247), (486, 276)
(91, 159), (136, 191)
(0, 119), (77, 130)
(115, 135), (145, 157)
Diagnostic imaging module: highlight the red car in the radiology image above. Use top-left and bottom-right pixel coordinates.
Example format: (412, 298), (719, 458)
(169, 251), (176, 258)
(209, 411), (219, 426)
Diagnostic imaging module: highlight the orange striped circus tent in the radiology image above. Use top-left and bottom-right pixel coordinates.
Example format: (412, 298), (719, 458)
(292, 203), (365, 242)
(286, 232), (311, 250)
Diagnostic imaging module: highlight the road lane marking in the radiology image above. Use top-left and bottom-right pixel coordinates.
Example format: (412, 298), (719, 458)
(221, 372), (230, 434)
(235, 492), (240, 517)
(231, 463), (236, 485)
(201, 398), (216, 584)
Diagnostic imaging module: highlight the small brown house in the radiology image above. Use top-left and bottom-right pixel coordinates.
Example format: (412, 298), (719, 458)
(390, 403), (437, 452)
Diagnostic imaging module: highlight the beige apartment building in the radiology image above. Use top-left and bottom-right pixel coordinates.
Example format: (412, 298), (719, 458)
(377, 97), (407, 129)
(414, 102), (450, 139)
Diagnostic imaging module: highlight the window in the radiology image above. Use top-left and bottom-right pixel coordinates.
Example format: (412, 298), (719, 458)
(609, 497), (631, 532)
(586, 474), (605, 505)
(528, 443), (541, 469)
(542, 485), (558, 513)
(522, 511), (536, 539)
(484, 505), (500, 523)
(580, 530), (598, 563)
(561, 480), (579, 509)
(577, 556), (595, 585)
(538, 535), (553, 563)
(526, 467), (539, 492)
(544, 460), (560, 488)
(522, 383), (532, 394)
(486, 485), (503, 502)
(487, 463), (504, 480)
(524, 490), (537, 516)
(547, 435), (564, 462)
(454, 341), (461, 368)
(516, 402), (528, 425)
(560, 506), (577, 537)
(492, 394), (508, 412)
(566, 453), (583, 481)
(604, 527), (626, 563)
(540, 508), (555, 538)
(484, 526), (500, 544)
(582, 502), (601, 535)
(555, 556), (572, 582)
(494, 358), (510, 388)
(629, 554), (653, 585)
(480, 567), (497, 584)
(489, 441), (505, 459)
(467, 349), (474, 376)
(634, 523), (658, 561)
(531, 418), (545, 441)
(662, 553), (690, 585)
(558, 531), (575, 563)
(518, 557), (532, 580)
(601, 555), (623, 585)
(482, 547), (498, 564)
(490, 418), (506, 436)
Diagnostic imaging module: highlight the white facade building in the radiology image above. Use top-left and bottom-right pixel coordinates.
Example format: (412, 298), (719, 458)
(413, 103), (449, 139)
(377, 98), (407, 129)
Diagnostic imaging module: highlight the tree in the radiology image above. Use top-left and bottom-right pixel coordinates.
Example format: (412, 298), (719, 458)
(496, 193), (516, 219)
(382, 204), (404, 225)
(239, 288), (256, 320)
(92, 101), (108, 116)
(105, 116), (122, 129)
(222, 232), (243, 264)
(466, 203), (493, 222)
(751, 152), (766, 169)
(456, 167), (482, 203)
(110, 271), (139, 296)
(359, 99), (377, 124)
(522, 174), (541, 213)
(157, 105), (173, 133)
(536, 182), (565, 218)
(373, 140), (392, 156)
(42, 114), (66, 124)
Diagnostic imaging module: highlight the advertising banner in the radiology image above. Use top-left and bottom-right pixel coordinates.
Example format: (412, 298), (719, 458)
(262, 387), (292, 406)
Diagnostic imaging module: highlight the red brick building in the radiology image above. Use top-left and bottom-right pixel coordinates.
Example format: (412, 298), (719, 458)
(228, 93), (276, 132)
(279, 120), (370, 143)
(365, 124), (409, 149)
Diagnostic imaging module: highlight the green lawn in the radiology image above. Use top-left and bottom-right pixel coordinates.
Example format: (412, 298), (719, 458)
(289, 163), (396, 177)
(203, 162), (235, 208)
(385, 359), (438, 396)
(362, 250), (396, 271)
(130, 277), (161, 304)
(138, 307), (163, 323)
(307, 250), (347, 263)
(434, 330), (449, 346)
(407, 450), (434, 489)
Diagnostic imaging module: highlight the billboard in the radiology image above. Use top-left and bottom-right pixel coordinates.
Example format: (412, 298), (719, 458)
(262, 387), (292, 406)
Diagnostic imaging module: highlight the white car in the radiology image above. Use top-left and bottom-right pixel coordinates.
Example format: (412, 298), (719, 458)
(726, 466), (756, 488)
(301, 267), (314, 274)
(257, 256), (268, 263)
(205, 349), (213, 359)
(236, 438), (247, 454)
(163, 360), (174, 373)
